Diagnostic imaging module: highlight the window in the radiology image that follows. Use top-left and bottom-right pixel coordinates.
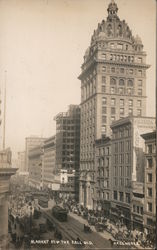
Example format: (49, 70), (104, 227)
(110, 43), (114, 49)
(119, 88), (124, 94)
(137, 109), (142, 116)
(147, 202), (152, 212)
(111, 67), (115, 73)
(120, 68), (124, 73)
(135, 206), (139, 214)
(102, 66), (106, 72)
(129, 108), (133, 115)
(101, 53), (106, 59)
(102, 85), (106, 92)
(102, 97), (107, 105)
(126, 166), (130, 177)
(147, 173), (152, 182)
(147, 158), (153, 168)
(140, 207), (143, 215)
(127, 88), (132, 95)
(102, 106), (107, 114)
(110, 87), (115, 94)
(120, 108), (124, 115)
(111, 107), (115, 115)
(111, 116), (115, 122)
(147, 144), (153, 154)
(138, 89), (142, 96)
(138, 80), (142, 87)
(119, 79), (125, 86)
(102, 116), (107, 123)
(129, 69), (133, 74)
(110, 78), (116, 85)
(129, 100), (133, 106)
(138, 70), (142, 76)
(106, 193), (109, 200)
(133, 205), (136, 212)
(102, 76), (106, 83)
(119, 192), (124, 202)
(120, 99), (124, 106)
(137, 100), (141, 107)
(147, 188), (152, 197)
(128, 79), (133, 87)
(117, 44), (123, 50)
(138, 57), (142, 63)
(126, 193), (130, 203)
(147, 218), (153, 226)
(119, 166), (123, 175)
(114, 191), (117, 200)
(111, 98), (115, 106)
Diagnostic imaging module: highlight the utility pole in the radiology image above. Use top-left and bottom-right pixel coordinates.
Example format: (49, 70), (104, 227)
(3, 71), (7, 150)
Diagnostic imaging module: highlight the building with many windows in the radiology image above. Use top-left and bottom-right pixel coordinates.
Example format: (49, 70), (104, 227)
(110, 116), (155, 229)
(141, 131), (156, 234)
(17, 151), (25, 173)
(54, 105), (80, 200)
(79, 0), (149, 209)
(25, 136), (46, 172)
(42, 135), (56, 190)
(95, 136), (111, 214)
(28, 145), (43, 190)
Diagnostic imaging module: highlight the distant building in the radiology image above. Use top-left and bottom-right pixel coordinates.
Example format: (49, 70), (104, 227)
(43, 135), (56, 190)
(79, 0), (149, 209)
(110, 116), (155, 229)
(17, 151), (25, 173)
(141, 131), (156, 234)
(54, 105), (80, 200)
(25, 136), (46, 172)
(28, 146), (43, 190)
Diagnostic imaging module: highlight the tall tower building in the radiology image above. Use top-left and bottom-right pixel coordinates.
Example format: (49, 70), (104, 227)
(79, 1), (149, 209)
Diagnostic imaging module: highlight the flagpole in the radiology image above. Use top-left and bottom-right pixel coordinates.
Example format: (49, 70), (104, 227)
(3, 71), (7, 150)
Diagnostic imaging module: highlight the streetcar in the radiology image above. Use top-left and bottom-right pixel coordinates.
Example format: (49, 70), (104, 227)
(38, 196), (48, 208)
(52, 206), (68, 222)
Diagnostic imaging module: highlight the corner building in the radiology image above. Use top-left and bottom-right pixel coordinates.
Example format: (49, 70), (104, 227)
(79, 1), (149, 209)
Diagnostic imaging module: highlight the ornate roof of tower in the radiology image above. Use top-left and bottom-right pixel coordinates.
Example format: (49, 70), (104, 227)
(82, 0), (145, 62)
(107, 0), (118, 19)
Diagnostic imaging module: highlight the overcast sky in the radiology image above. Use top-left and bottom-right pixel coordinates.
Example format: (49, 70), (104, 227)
(0, 0), (156, 158)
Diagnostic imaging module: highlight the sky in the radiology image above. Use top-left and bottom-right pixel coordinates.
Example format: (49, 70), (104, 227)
(0, 0), (156, 158)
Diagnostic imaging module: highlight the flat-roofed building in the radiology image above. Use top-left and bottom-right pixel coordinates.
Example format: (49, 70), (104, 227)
(43, 135), (56, 190)
(141, 131), (156, 234)
(28, 146), (43, 190)
(110, 116), (155, 229)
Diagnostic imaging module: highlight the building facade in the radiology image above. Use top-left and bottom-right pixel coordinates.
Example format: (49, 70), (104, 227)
(42, 135), (56, 190)
(0, 149), (16, 248)
(28, 146), (43, 190)
(17, 151), (25, 173)
(110, 116), (155, 229)
(95, 137), (111, 214)
(25, 136), (46, 172)
(54, 105), (80, 200)
(79, 0), (149, 209)
(141, 131), (156, 234)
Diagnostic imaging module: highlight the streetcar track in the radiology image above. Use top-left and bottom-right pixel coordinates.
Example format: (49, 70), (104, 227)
(43, 211), (95, 249)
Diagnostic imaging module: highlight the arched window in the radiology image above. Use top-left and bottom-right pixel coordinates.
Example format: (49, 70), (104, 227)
(119, 79), (125, 86)
(127, 79), (133, 87)
(110, 78), (116, 85)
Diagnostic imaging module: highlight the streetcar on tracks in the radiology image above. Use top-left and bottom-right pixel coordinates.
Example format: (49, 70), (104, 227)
(52, 206), (68, 222)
